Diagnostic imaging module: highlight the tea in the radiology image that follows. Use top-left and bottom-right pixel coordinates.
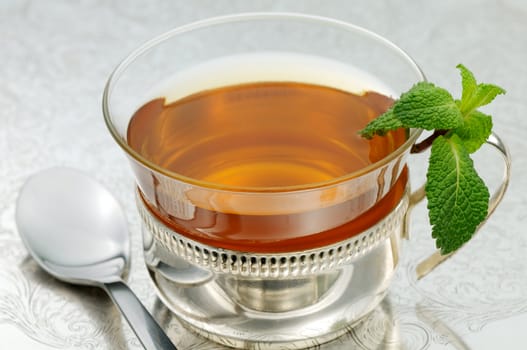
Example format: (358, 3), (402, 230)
(127, 80), (407, 252)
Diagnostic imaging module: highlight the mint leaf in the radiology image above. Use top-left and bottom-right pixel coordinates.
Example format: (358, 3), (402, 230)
(358, 64), (505, 256)
(394, 82), (463, 130)
(457, 64), (477, 104)
(426, 135), (489, 254)
(460, 83), (506, 114)
(457, 64), (506, 114)
(455, 110), (493, 153)
(359, 108), (402, 139)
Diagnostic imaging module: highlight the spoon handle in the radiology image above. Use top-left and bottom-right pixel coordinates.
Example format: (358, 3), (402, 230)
(103, 281), (177, 350)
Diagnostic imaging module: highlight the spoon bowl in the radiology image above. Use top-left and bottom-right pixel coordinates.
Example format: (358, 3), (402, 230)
(16, 167), (176, 350)
(16, 167), (129, 284)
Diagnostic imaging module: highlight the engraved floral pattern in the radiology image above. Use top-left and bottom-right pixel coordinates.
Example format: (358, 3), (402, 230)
(0, 261), (133, 349)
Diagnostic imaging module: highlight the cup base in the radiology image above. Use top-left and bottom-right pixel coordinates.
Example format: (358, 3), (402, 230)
(148, 265), (389, 349)
(176, 304), (372, 349)
(138, 188), (409, 348)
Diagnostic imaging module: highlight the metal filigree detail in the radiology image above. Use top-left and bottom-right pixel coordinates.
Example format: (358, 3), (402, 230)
(136, 189), (409, 278)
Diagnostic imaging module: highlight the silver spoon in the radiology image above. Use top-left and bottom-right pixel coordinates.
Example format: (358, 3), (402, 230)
(15, 167), (177, 350)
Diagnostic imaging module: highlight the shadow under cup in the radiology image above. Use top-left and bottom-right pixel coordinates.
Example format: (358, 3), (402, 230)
(103, 13), (424, 349)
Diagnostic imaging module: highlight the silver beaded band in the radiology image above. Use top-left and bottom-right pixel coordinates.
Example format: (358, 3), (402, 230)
(136, 187), (409, 278)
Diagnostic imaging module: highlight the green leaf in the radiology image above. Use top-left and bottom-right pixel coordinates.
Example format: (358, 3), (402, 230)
(359, 108), (402, 139)
(394, 82), (463, 130)
(457, 64), (477, 104)
(460, 83), (506, 114)
(456, 64), (506, 114)
(455, 110), (493, 153)
(426, 135), (489, 254)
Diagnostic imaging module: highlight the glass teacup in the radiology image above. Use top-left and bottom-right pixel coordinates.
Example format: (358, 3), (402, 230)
(103, 13), (510, 349)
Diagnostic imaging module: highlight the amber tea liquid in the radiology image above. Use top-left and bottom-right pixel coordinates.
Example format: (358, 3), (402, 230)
(128, 77), (407, 252)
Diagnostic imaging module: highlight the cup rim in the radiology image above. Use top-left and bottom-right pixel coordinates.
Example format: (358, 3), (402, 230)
(103, 12), (425, 193)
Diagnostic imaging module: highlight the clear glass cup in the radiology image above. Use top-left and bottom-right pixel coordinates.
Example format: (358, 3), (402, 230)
(103, 13), (510, 349)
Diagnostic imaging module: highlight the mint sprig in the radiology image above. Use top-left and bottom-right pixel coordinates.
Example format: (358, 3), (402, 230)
(359, 65), (505, 254)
